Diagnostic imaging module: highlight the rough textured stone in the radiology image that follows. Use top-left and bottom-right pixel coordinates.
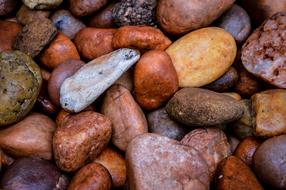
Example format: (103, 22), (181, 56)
(181, 128), (231, 178)
(0, 51), (42, 126)
(126, 133), (210, 190)
(60, 48), (140, 113)
(252, 89), (286, 137)
(254, 135), (286, 189)
(13, 18), (57, 58)
(241, 12), (286, 88)
(166, 88), (244, 126)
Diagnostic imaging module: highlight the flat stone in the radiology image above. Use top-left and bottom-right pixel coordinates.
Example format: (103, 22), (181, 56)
(126, 133), (210, 190)
(60, 48), (140, 112)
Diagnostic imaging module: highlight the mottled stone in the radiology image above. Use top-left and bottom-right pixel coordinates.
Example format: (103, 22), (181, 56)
(166, 88), (244, 126)
(181, 128), (231, 178)
(126, 133), (210, 190)
(252, 89), (286, 137)
(60, 48), (140, 113)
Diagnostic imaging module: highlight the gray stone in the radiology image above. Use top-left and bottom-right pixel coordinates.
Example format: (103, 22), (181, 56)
(60, 48), (140, 112)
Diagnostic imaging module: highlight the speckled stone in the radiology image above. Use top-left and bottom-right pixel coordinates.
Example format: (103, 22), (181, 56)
(60, 48), (140, 113)
(126, 133), (210, 190)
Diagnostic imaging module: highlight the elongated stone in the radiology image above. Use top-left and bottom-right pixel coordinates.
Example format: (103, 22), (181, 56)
(60, 48), (140, 112)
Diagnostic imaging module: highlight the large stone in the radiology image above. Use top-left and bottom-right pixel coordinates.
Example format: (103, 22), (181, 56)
(252, 89), (286, 137)
(166, 27), (236, 87)
(254, 135), (286, 189)
(60, 48), (140, 113)
(166, 88), (244, 126)
(126, 133), (210, 190)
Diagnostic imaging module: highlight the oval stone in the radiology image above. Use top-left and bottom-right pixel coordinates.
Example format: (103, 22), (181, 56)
(166, 27), (237, 87)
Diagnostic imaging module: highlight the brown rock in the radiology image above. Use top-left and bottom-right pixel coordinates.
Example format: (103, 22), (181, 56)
(157, 0), (235, 36)
(53, 111), (112, 172)
(241, 12), (286, 88)
(36, 80), (58, 115)
(74, 28), (116, 60)
(88, 2), (116, 28)
(13, 18), (57, 58)
(147, 107), (189, 141)
(48, 59), (85, 106)
(0, 149), (14, 168)
(0, 20), (21, 53)
(254, 135), (286, 189)
(215, 156), (263, 190)
(204, 67), (238, 92)
(134, 50), (179, 110)
(0, 0), (18, 17)
(101, 85), (148, 151)
(181, 128), (231, 178)
(39, 32), (80, 70)
(252, 89), (286, 137)
(1, 157), (68, 190)
(69, 0), (108, 17)
(51, 9), (86, 39)
(126, 133), (210, 190)
(235, 62), (263, 97)
(234, 137), (261, 167)
(112, 26), (172, 51)
(16, 5), (50, 25)
(166, 88), (244, 126)
(68, 163), (111, 190)
(0, 113), (55, 160)
(93, 147), (126, 188)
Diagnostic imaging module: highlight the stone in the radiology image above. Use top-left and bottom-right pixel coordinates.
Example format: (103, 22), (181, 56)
(234, 137), (261, 167)
(51, 9), (86, 39)
(22, 0), (63, 9)
(0, 51), (42, 126)
(147, 107), (189, 141)
(166, 88), (244, 126)
(0, 113), (55, 160)
(60, 48), (140, 113)
(13, 18), (57, 58)
(215, 156), (263, 190)
(254, 135), (286, 189)
(252, 89), (286, 137)
(126, 133), (210, 190)
(53, 111), (112, 172)
(231, 99), (254, 139)
(101, 85), (148, 151)
(181, 128), (231, 178)
(166, 27), (236, 87)
(93, 147), (126, 188)
(241, 12), (286, 88)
